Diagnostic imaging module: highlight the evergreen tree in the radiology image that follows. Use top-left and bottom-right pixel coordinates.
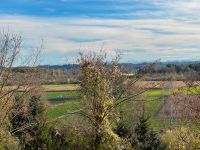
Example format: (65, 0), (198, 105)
(133, 115), (161, 150)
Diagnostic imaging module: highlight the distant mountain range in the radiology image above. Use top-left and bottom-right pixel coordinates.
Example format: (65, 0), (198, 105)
(39, 64), (80, 70)
(39, 61), (200, 71)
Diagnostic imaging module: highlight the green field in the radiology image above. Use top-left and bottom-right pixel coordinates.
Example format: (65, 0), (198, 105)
(44, 91), (80, 104)
(44, 89), (166, 129)
(47, 100), (80, 118)
(44, 87), (200, 131)
(44, 91), (80, 98)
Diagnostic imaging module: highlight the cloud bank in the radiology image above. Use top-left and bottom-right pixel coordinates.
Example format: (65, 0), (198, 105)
(0, 0), (200, 64)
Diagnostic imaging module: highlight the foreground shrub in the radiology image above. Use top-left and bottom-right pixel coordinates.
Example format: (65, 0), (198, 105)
(161, 127), (200, 150)
(10, 94), (45, 149)
(0, 130), (19, 150)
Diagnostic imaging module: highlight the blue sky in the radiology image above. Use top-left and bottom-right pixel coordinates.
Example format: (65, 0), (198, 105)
(1, 0), (200, 64)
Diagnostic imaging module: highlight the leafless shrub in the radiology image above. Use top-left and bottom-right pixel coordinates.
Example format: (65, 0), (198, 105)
(0, 30), (43, 148)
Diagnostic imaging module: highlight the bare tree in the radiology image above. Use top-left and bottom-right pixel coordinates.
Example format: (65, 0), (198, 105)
(0, 30), (43, 149)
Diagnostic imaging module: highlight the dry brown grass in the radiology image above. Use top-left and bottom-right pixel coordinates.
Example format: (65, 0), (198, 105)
(4, 81), (200, 92)
(40, 81), (193, 91)
(41, 85), (80, 92)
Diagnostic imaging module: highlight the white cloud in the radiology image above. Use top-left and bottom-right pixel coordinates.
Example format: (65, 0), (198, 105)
(160, 0), (200, 11)
(151, 0), (200, 20)
(0, 15), (200, 63)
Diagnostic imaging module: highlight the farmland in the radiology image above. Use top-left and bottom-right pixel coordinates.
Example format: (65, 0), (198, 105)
(3, 57), (200, 149)
(44, 84), (197, 131)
